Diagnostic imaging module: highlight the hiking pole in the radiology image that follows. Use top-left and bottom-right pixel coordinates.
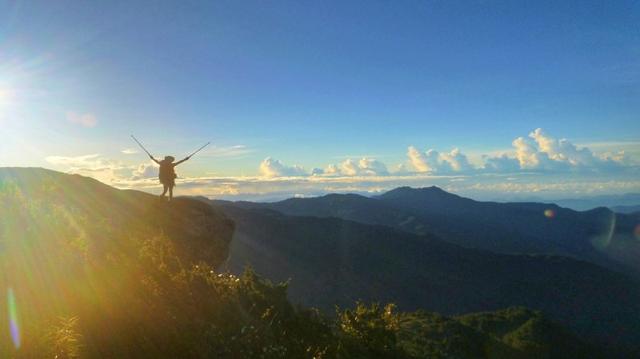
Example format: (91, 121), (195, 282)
(130, 135), (153, 158)
(186, 142), (211, 158)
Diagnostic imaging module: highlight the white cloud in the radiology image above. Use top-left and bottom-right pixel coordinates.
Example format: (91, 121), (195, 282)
(392, 163), (411, 175)
(357, 158), (389, 176)
(483, 154), (520, 172)
(46, 154), (131, 184)
(512, 136), (556, 169)
(339, 159), (360, 176)
(529, 128), (595, 167)
(67, 112), (98, 128)
(324, 164), (339, 176)
(259, 157), (307, 177)
(131, 162), (158, 180)
(440, 148), (472, 172)
(407, 147), (473, 173)
(46, 154), (159, 184)
(408, 146), (437, 172)
(407, 128), (638, 176)
(600, 150), (632, 165)
(259, 157), (390, 178)
(502, 128), (629, 171)
(317, 158), (390, 177)
(121, 148), (139, 155)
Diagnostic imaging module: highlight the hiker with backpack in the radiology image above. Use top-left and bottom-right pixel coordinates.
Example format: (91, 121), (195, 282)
(130, 135), (209, 201)
(149, 155), (190, 201)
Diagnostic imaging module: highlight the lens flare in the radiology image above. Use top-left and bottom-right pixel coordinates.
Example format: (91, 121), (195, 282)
(544, 209), (555, 219)
(7, 288), (21, 349)
(589, 210), (617, 251)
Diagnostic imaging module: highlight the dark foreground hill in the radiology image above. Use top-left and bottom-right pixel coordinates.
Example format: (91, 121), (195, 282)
(216, 186), (640, 276)
(213, 202), (640, 353)
(0, 168), (234, 357)
(0, 168), (610, 358)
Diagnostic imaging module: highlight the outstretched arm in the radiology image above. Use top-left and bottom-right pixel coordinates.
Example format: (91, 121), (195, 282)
(149, 154), (160, 165)
(174, 156), (191, 166)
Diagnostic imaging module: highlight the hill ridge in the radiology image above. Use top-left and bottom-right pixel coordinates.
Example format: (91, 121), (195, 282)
(216, 185), (639, 277)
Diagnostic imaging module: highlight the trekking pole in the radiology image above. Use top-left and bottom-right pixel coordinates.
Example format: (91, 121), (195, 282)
(186, 142), (211, 158)
(130, 135), (153, 158)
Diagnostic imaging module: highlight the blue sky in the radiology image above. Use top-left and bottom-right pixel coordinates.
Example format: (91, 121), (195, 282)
(0, 1), (639, 200)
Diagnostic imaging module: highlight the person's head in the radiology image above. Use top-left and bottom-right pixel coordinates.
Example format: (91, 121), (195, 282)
(164, 156), (175, 162)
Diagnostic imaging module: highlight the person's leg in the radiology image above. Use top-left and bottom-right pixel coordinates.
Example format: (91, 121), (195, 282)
(161, 184), (168, 198)
(168, 184), (174, 201)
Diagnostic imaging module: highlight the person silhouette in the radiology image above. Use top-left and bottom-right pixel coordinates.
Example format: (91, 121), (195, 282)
(150, 155), (190, 201)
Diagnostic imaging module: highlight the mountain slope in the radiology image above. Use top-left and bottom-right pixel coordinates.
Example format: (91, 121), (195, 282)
(215, 186), (639, 275)
(0, 167), (236, 356)
(213, 202), (640, 350)
(0, 167), (234, 267)
(378, 187), (640, 275)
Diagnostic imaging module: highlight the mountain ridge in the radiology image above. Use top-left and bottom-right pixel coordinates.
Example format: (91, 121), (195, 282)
(213, 186), (639, 276)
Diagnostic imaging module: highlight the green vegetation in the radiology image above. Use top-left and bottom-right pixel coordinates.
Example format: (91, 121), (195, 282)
(397, 308), (602, 359)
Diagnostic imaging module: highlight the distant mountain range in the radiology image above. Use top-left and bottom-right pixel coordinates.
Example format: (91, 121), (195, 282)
(611, 205), (640, 215)
(548, 193), (640, 211)
(212, 186), (640, 277)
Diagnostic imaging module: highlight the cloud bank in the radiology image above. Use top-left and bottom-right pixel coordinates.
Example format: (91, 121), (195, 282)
(265, 128), (635, 178)
(45, 128), (639, 201)
(259, 157), (306, 177)
(46, 154), (157, 184)
(406, 128), (633, 174)
(408, 147), (473, 173)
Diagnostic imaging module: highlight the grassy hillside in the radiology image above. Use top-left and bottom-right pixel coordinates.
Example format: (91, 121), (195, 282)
(398, 307), (602, 359)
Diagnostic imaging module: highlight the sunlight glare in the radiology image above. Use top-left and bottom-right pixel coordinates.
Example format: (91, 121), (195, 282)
(7, 287), (21, 349)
